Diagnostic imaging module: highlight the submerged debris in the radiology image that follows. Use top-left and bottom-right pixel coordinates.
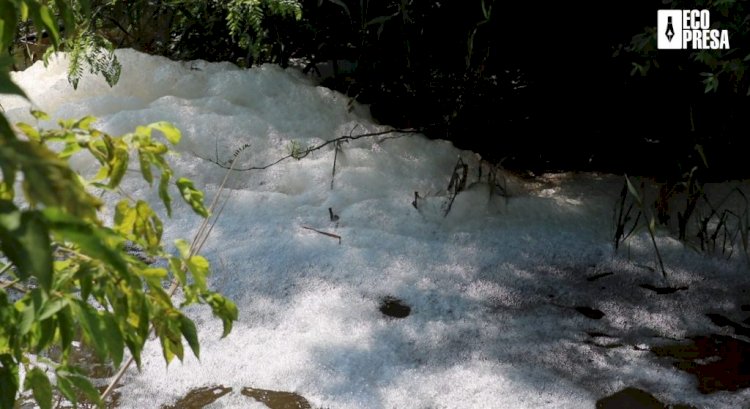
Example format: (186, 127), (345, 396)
(162, 385), (232, 409)
(379, 296), (411, 318)
(639, 284), (688, 295)
(652, 334), (750, 393)
(595, 387), (696, 409)
(241, 387), (312, 409)
(162, 386), (311, 409)
(586, 272), (614, 282)
(575, 306), (605, 320)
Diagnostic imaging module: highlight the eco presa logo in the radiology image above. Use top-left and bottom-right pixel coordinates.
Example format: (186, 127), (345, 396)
(657, 10), (730, 50)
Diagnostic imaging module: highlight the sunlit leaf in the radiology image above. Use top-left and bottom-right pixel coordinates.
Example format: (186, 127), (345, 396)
(73, 116), (96, 130)
(169, 256), (187, 286)
(108, 145), (129, 188)
(140, 267), (168, 279)
(114, 200), (136, 237)
(149, 122), (181, 145)
(16, 123), (40, 141)
(174, 239), (190, 259)
(177, 178), (209, 217)
(30, 110), (50, 121)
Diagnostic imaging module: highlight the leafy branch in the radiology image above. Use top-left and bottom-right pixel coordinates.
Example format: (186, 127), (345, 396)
(0, 112), (238, 408)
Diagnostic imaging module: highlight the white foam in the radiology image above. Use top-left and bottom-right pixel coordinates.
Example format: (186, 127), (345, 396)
(4, 49), (750, 408)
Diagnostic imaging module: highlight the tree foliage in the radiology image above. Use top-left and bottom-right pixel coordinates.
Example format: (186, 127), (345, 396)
(0, 2), (237, 407)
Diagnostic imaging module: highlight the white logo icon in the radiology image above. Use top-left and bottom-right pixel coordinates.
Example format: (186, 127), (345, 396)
(657, 9), (730, 50)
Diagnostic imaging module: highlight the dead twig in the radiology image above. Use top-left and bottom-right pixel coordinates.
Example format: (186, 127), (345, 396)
(443, 157), (468, 217)
(301, 226), (341, 244)
(195, 126), (421, 172)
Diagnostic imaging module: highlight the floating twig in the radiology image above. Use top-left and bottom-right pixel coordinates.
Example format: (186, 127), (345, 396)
(301, 225), (341, 244)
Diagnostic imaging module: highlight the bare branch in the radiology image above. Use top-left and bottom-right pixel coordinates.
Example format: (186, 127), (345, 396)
(194, 126), (421, 172)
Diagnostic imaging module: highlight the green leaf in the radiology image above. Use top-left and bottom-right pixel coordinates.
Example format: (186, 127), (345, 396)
(16, 123), (40, 141)
(204, 293), (238, 338)
(187, 255), (210, 291)
(0, 354), (19, 409)
(159, 170), (173, 217)
(159, 333), (177, 364)
(179, 314), (200, 359)
(38, 296), (68, 320)
(18, 302), (35, 335)
(0, 2), (18, 51)
(30, 110), (50, 121)
(0, 114), (15, 143)
(59, 141), (82, 159)
(102, 313), (124, 367)
(55, 370), (76, 405)
(73, 116), (96, 130)
(176, 178), (209, 218)
(42, 207), (128, 275)
(7, 137), (100, 220)
(140, 267), (168, 279)
(108, 145), (129, 188)
(169, 256), (187, 286)
(122, 296), (148, 370)
(135, 200), (163, 249)
(57, 307), (74, 357)
(36, 314), (57, 351)
(114, 200), (137, 237)
(25, 2), (60, 48)
(175, 239), (191, 259)
(138, 151), (154, 185)
(72, 300), (108, 361)
(0, 57), (26, 98)
(53, 0), (75, 36)
(57, 369), (103, 407)
(24, 367), (52, 409)
(0, 203), (53, 290)
(148, 122), (181, 145)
